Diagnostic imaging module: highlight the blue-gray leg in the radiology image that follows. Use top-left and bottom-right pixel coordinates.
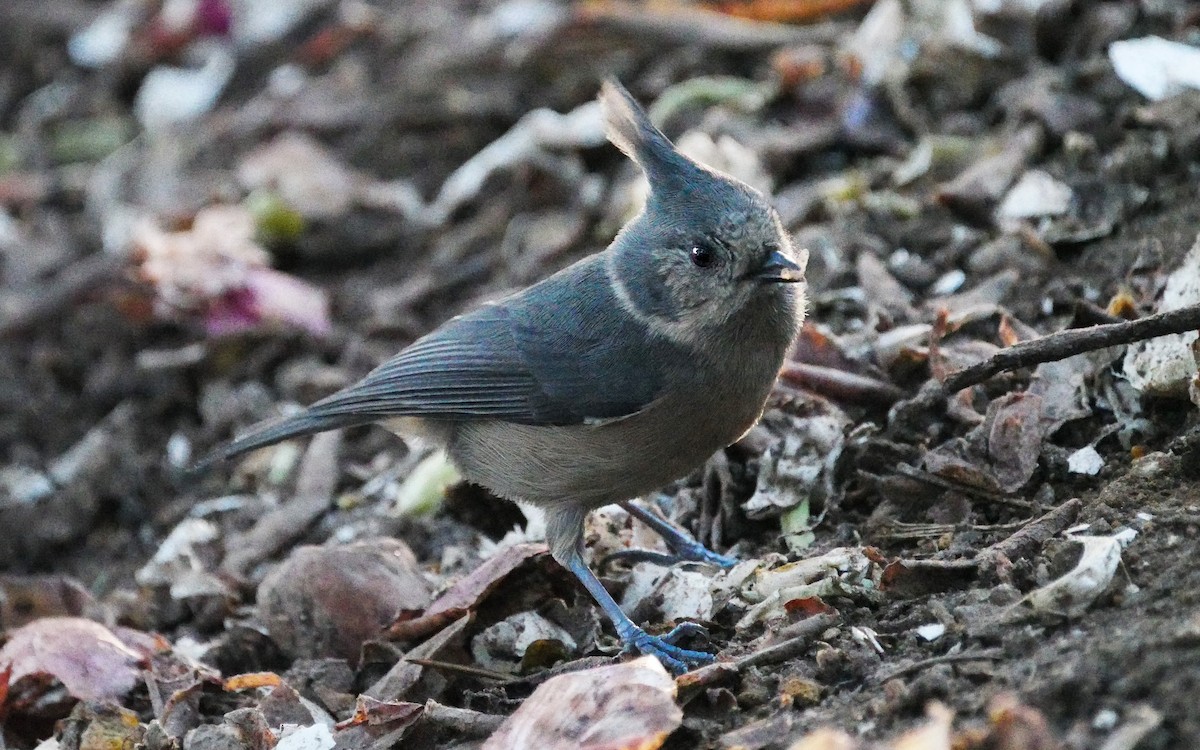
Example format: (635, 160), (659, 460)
(545, 506), (714, 674)
(618, 499), (738, 568)
(564, 550), (714, 674)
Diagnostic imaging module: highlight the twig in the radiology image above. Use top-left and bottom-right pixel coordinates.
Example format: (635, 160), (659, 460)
(942, 303), (1200, 393)
(404, 658), (511, 682)
(735, 612), (838, 670)
(881, 499), (1083, 595)
(574, 2), (840, 51)
(877, 519), (1027, 542)
(780, 362), (906, 406)
(892, 463), (1033, 510)
(978, 498), (1082, 569)
(421, 700), (505, 737)
(675, 613), (838, 701)
(368, 615), (472, 701)
(503, 656), (614, 689)
(877, 649), (1003, 683)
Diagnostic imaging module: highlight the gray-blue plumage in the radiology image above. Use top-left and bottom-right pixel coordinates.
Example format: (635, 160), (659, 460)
(203, 254), (686, 465)
(196, 80), (808, 673)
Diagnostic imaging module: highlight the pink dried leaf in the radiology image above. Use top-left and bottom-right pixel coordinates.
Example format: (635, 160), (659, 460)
(0, 617), (144, 704)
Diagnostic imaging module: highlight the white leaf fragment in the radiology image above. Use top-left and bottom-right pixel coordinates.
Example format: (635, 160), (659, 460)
(1067, 445), (1105, 476)
(1108, 36), (1200, 102)
(471, 612), (577, 671)
(275, 723), (335, 750)
(1027, 532), (1136, 617)
(744, 414), (847, 519)
(996, 169), (1072, 221)
(742, 547), (871, 603)
(1124, 232), (1200, 402)
(621, 564), (717, 622)
(134, 45), (236, 131)
(850, 625), (884, 654)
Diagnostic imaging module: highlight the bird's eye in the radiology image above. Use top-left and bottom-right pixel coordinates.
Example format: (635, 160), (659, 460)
(690, 244), (717, 268)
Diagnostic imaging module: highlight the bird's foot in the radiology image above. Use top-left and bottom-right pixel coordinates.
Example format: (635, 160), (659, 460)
(618, 500), (738, 569)
(618, 621), (715, 674)
(661, 538), (738, 568)
(604, 544), (737, 570)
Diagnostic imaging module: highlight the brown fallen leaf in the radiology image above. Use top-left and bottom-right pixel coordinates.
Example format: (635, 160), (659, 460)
(258, 538), (432, 664)
(923, 392), (1049, 494)
(483, 656), (682, 750)
(334, 695), (423, 730)
(985, 693), (1058, 750)
(708, 0), (874, 23)
(0, 617), (144, 708)
(366, 614), (472, 702)
(783, 596), (836, 617)
(386, 542), (547, 641)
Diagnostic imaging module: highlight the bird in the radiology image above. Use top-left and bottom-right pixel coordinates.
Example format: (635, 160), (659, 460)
(197, 79), (807, 673)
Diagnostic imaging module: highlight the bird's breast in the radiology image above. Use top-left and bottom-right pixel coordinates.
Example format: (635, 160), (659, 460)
(446, 349), (780, 508)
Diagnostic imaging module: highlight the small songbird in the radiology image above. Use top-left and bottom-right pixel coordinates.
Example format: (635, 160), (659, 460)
(198, 80), (807, 673)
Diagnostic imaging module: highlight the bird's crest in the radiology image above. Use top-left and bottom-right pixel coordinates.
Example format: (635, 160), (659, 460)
(600, 79), (697, 194)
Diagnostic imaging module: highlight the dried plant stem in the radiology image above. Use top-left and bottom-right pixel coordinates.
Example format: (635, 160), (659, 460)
(941, 303), (1200, 393)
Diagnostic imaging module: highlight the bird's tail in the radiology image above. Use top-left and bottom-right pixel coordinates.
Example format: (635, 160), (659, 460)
(188, 410), (366, 475)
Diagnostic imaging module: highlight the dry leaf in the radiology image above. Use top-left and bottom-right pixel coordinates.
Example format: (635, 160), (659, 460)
(483, 656), (682, 750)
(334, 695), (423, 730)
(386, 543), (546, 641)
(238, 132), (358, 219)
(1026, 533), (1133, 617)
(0, 576), (94, 630)
(224, 673), (284, 691)
(258, 539), (432, 663)
(787, 727), (857, 750)
(0, 618), (143, 705)
(131, 205), (331, 337)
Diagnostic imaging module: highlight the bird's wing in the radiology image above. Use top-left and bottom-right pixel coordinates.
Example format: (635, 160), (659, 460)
(305, 261), (679, 426)
(197, 258), (683, 468)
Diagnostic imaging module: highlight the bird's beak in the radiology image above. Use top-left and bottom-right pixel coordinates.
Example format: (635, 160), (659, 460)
(756, 250), (805, 283)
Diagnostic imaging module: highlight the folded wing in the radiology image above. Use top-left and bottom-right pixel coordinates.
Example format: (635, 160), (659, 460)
(198, 258), (680, 466)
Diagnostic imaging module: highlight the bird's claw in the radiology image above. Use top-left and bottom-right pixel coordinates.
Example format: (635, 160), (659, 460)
(602, 543), (737, 571)
(619, 622), (715, 674)
(670, 542), (738, 569)
(622, 498), (739, 569)
(659, 621), (709, 645)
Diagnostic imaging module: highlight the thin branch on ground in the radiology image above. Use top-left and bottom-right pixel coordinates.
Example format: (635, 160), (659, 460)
(421, 700), (506, 737)
(877, 649), (1003, 683)
(404, 658), (511, 682)
(941, 303), (1200, 393)
(676, 612), (839, 702)
(978, 498), (1083, 569)
(892, 463), (1033, 510)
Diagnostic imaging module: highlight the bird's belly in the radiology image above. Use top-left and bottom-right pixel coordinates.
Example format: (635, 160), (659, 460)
(446, 400), (760, 508)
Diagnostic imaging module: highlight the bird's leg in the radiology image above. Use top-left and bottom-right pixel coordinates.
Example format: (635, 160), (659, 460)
(611, 498), (737, 568)
(547, 507), (715, 675)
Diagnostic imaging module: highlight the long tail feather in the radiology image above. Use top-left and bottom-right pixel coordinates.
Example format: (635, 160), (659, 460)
(189, 411), (367, 474)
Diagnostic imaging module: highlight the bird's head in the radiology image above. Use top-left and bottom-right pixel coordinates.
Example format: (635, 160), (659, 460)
(600, 80), (807, 340)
